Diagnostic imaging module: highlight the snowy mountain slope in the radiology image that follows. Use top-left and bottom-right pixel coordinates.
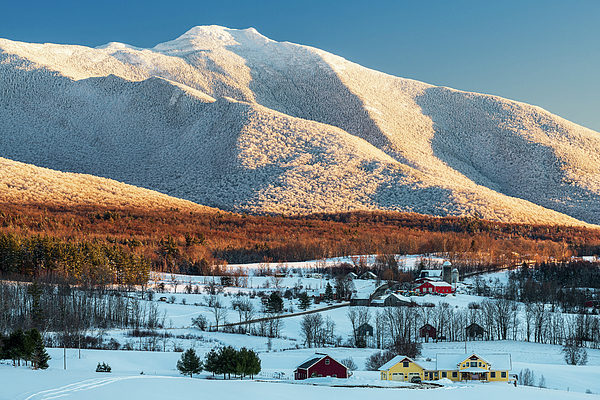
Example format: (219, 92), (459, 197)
(0, 157), (215, 212)
(1, 26), (599, 225)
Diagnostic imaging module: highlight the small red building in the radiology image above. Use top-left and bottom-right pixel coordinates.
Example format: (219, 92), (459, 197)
(415, 281), (453, 294)
(419, 323), (437, 341)
(294, 353), (348, 380)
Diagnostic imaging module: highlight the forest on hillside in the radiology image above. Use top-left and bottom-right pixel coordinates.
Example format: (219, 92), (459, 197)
(1, 202), (600, 285)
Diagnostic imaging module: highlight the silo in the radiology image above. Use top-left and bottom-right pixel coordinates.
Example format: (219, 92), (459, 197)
(452, 268), (459, 284)
(442, 261), (452, 284)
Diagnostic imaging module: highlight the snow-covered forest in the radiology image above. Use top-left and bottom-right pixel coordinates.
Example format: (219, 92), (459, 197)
(1, 26), (600, 225)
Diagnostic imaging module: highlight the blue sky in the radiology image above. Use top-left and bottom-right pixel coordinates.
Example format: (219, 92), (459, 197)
(3, 0), (599, 132)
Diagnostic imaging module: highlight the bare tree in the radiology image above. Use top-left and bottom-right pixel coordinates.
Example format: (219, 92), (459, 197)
(301, 313), (324, 348)
(347, 306), (371, 347)
(206, 294), (227, 330)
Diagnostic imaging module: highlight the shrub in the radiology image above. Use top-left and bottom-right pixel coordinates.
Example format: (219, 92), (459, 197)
(96, 362), (111, 373)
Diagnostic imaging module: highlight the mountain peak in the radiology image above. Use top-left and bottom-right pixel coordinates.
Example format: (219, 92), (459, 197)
(153, 25), (273, 53)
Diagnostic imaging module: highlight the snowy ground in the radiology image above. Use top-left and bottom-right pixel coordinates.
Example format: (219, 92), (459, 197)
(1, 340), (598, 399)
(3, 260), (599, 399)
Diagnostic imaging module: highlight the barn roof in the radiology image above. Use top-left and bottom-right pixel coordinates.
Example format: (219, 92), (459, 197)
(295, 356), (323, 370)
(294, 353), (348, 371)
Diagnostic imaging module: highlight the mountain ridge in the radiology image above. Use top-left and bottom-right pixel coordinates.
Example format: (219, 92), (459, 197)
(1, 26), (599, 226)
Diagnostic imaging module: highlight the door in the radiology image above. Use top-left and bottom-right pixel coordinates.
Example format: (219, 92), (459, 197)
(392, 372), (404, 381)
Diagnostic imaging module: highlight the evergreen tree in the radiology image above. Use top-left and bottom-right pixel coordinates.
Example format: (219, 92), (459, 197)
(177, 348), (203, 378)
(298, 292), (311, 311)
(0, 333), (6, 360)
(25, 328), (45, 368)
(218, 346), (238, 379)
(32, 340), (50, 370)
(324, 283), (334, 303)
(235, 347), (261, 379)
(204, 348), (220, 377)
(266, 292), (283, 313)
(27, 282), (45, 330)
(6, 329), (27, 366)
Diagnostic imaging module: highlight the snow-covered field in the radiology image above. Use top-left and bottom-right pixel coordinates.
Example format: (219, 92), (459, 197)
(1, 26), (600, 225)
(3, 261), (599, 399)
(2, 341), (598, 400)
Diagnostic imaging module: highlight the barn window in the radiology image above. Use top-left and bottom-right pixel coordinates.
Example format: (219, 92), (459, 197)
(325, 359), (330, 365)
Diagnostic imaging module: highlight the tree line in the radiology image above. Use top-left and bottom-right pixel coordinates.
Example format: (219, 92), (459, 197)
(0, 327), (50, 369)
(0, 280), (163, 343)
(3, 203), (600, 281)
(0, 232), (150, 286)
(177, 346), (261, 379)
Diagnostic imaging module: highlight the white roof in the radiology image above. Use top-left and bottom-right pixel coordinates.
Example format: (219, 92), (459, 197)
(379, 355), (435, 371)
(421, 281), (452, 287)
(379, 355), (410, 371)
(371, 293), (412, 304)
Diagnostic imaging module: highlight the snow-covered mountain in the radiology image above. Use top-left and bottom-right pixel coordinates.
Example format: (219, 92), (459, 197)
(1, 25), (599, 225)
(0, 157), (214, 212)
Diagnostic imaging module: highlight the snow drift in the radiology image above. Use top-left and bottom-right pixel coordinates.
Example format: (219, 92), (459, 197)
(1, 26), (599, 225)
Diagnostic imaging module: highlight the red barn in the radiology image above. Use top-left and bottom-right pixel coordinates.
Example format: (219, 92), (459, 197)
(419, 323), (437, 341)
(415, 281), (453, 294)
(294, 353), (348, 380)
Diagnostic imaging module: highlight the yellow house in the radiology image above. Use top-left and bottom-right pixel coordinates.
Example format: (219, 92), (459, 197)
(380, 353), (512, 383)
(379, 355), (430, 382)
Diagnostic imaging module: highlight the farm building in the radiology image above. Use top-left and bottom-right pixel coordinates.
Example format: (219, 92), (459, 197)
(360, 271), (378, 280)
(419, 323), (436, 342)
(466, 323), (485, 339)
(414, 281), (453, 294)
(380, 352), (512, 383)
(294, 353), (348, 380)
(370, 293), (413, 307)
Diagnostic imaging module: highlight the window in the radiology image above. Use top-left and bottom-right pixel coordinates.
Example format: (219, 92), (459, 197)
(332, 374), (337, 378)
(491, 372), (496, 378)
(318, 374), (322, 377)
(452, 372), (458, 378)
(501, 372), (507, 378)
(442, 372), (447, 378)
(325, 359), (330, 365)
(403, 361), (409, 368)
(478, 362), (482, 367)
(471, 362), (478, 367)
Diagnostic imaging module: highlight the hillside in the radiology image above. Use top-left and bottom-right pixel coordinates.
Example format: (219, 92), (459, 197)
(1, 26), (600, 225)
(0, 157), (214, 213)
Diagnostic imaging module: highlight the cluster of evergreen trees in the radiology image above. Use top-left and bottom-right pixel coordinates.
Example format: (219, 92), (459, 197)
(177, 346), (261, 379)
(0, 328), (50, 369)
(0, 232), (150, 286)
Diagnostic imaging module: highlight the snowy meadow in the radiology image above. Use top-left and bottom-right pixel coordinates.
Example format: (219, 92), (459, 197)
(2, 256), (600, 399)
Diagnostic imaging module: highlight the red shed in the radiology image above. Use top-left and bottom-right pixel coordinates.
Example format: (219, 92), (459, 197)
(294, 353), (348, 380)
(415, 281), (453, 294)
(419, 323), (437, 341)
